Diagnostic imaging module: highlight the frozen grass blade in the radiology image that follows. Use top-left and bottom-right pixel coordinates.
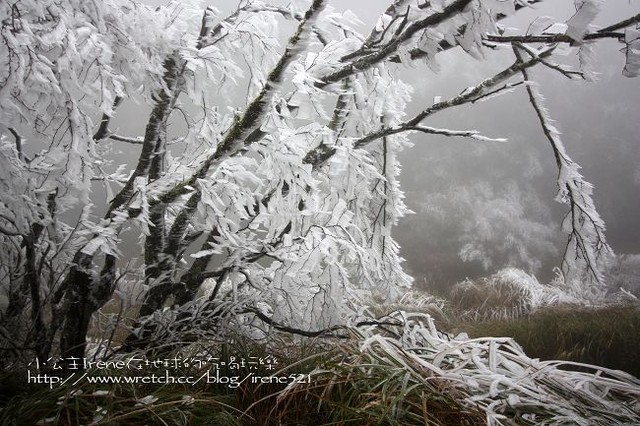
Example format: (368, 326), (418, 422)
(282, 310), (640, 425)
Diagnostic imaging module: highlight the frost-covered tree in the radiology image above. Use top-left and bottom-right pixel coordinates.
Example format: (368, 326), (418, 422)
(0, 0), (638, 362)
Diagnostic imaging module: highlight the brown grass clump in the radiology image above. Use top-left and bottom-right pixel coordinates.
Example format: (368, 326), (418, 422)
(271, 349), (487, 426)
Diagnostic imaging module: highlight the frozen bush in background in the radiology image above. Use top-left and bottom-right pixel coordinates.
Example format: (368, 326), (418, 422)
(450, 268), (577, 320)
(606, 254), (640, 298)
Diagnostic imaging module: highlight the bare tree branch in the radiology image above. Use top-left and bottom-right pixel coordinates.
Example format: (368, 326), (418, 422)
(107, 134), (144, 144)
(243, 305), (402, 339)
(336, 48), (554, 153)
(409, 126), (508, 143)
(92, 96), (122, 141)
(597, 12), (640, 33)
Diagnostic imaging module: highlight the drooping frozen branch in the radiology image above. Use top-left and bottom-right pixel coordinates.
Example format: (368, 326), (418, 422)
(514, 45), (613, 296)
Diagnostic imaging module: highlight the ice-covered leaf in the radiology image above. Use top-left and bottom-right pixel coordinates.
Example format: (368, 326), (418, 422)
(623, 29), (640, 78)
(565, 0), (600, 42)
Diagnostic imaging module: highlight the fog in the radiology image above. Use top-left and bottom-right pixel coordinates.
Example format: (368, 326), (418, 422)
(391, 1), (640, 290)
(131, 0), (640, 292)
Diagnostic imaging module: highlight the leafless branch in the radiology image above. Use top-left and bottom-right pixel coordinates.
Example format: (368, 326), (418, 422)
(243, 305), (403, 339)
(92, 96), (122, 141)
(514, 42), (584, 79)
(409, 126), (507, 143)
(486, 32), (624, 44)
(597, 12), (640, 33)
(108, 134), (144, 144)
(346, 48), (554, 152)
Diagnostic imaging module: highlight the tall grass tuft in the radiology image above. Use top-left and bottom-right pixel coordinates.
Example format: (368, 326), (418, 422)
(273, 341), (486, 425)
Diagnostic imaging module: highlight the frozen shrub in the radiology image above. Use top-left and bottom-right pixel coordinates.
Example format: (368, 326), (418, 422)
(450, 268), (576, 320)
(606, 254), (640, 297)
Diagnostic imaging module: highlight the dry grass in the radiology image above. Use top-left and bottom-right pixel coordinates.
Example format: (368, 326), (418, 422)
(3, 308), (640, 425)
(3, 268), (640, 425)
